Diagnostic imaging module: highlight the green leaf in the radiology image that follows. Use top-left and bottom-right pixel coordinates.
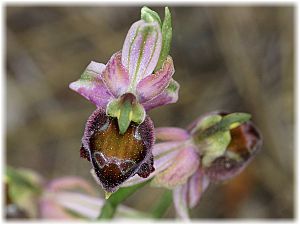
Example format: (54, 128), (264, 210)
(141, 6), (162, 25)
(155, 7), (172, 71)
(98, 180), (150, 219)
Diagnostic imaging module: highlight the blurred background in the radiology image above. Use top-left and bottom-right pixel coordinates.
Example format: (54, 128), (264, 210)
(6, 5), (294, 219)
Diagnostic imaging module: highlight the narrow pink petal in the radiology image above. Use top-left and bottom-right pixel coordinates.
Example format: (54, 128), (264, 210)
(188, 169), (210, 209)
(69, 61), (113, 108)
(152, 142), (183, 173)
(137, 56), (174, 103)
(152, 141), (183, 156)
(101, 52), (130, 97)
(142, 79), (179, 111)
(152, 145), (200, 189)
(155, 127), (190, 141)
(122, 20), (162, 86)
(122, 142), (183, 187)
(173, 184), (190, 221)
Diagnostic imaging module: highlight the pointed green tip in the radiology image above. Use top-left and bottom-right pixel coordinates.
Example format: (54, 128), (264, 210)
(118, 118), (130, 135)
(105, 192), (112, 200)
(141, 6), (150, 12)
(141, 6), (162, 25)
(221, 113), (252, 131)
(228, 112), (252, 123)
(165, 7), (171, 18)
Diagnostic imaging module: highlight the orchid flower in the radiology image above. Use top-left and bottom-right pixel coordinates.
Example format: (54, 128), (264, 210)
(69, 6), (178, 134)
(122, 111), (262, 220)
(69, 7), (179, 194)
(40, 177), (149, 220)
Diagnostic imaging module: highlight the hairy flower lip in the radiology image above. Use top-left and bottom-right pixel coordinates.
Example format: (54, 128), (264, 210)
(80, 108), (155, 193)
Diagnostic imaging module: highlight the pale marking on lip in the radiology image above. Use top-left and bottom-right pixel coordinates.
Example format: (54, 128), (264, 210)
(93, 151), (136, 174)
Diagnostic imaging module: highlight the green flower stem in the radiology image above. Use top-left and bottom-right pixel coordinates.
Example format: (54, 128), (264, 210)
(151, 190), (173, 218)
(98, 180), (150, 219)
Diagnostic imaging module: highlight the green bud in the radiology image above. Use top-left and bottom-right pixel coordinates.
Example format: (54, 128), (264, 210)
(141, 6), (162, 25)
(193, 113), (252, 167)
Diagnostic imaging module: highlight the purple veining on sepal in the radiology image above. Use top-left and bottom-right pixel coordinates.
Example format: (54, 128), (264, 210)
(122, 20), (162, 85)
